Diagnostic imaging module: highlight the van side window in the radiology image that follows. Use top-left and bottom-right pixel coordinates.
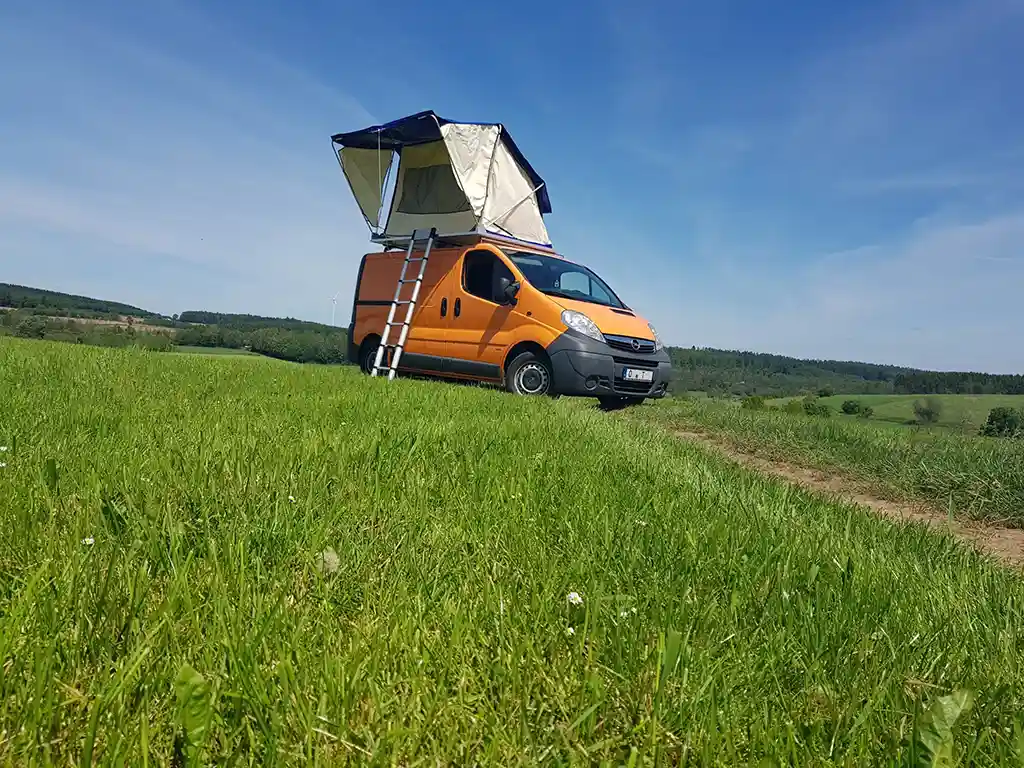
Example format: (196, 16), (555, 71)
(463, 250), (514, 303)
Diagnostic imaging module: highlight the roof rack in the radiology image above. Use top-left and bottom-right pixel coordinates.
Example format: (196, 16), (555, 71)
(370, 229), (561, 257)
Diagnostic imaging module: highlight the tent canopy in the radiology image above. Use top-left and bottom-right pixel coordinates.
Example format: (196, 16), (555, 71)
(331, 110), (552, 247)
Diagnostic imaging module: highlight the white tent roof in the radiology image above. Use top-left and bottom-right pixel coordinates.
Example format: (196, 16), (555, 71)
(331, 111), (552, 247)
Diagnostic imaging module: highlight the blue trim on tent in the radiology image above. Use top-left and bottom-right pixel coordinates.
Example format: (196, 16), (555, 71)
(331, 110), (551, 214)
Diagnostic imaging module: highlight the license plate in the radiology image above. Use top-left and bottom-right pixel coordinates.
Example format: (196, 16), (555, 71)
(622, 367), (654, 383)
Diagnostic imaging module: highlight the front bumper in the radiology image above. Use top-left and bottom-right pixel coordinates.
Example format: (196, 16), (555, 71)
(546, 331), (672, 399)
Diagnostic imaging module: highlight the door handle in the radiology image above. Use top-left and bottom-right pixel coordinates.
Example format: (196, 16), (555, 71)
(454, 298), (461, 318)
(441, 297), (447, 317)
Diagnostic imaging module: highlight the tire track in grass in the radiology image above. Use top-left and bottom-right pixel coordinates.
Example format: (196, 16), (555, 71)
(670, 428), (1024, 569)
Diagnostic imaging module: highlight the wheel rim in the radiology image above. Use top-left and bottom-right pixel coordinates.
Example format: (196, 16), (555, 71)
(362, 343), (379, 374)
(514, 362), (550, 395)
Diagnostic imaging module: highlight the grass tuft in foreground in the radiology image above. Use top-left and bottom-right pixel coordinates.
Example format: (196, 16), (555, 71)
(2, 337), (1024, 764)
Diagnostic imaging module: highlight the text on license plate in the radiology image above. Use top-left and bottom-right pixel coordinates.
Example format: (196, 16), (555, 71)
(622, 367), (654, 382)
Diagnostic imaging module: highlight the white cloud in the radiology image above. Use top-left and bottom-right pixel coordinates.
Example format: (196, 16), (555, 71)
(0, 1), (374, 324)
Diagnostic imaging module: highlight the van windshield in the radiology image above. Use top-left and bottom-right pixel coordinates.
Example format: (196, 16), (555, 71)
(504, 251), (627, 309)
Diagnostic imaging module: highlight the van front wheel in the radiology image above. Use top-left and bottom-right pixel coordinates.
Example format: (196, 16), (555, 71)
(505, 352), (554, 396)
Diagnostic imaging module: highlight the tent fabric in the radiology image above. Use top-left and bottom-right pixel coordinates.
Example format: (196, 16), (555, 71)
(480, 138), (550, 246)
(385, 140), (477, 237)
(337, 146), (394, 230)
(331, 110), (550, 214)
(439, 122), (501, 218)
(331, 110), (552, 246)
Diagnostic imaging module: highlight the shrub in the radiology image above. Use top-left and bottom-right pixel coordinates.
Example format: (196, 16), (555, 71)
(802, 396), (832, 417)
(841, 399), (863, 415)
(741, 395), (765, 410)
(817, 386), (835, 398)
(913, 397), (943, 425)
(784, 400), (805, 415)
(980, 407), (1023, 438)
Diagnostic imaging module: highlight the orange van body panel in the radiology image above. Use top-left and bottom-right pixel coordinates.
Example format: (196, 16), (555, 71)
(352, 247), (460, 368)
(349, 236), (661, 388)
(443, 243), (562, 378)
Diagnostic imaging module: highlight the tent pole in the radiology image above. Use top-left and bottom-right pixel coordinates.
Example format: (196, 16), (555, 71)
(480, 182), (545, 231)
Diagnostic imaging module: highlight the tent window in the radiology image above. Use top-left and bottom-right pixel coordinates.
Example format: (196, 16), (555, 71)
(463, 250), (514, 303)
(395, 164), (471, 215)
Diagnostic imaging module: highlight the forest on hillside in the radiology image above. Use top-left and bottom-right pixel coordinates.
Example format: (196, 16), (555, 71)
(4, 282), (1022, 394)
(0, 282), (162, 321)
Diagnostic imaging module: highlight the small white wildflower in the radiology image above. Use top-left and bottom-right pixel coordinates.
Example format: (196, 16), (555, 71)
(0, 462), (6, 469)
(565, 626), (575, 636)
(317, 547), (340, 574)
(635, 519), (647, 527)
(782, 590), (790, 601)
(619, 610), (630, 618)
(0, 445), (8, 452)
(567, 591), (583, 606)
(81, 537), (95, 546)
(288, 495), (296, 503)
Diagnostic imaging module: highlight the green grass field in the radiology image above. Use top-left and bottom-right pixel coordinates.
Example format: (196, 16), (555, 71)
(171, 345), (260, 356)
(3, 337), (1024, 764)
(636, 396), (1024, 527)
(770, 393), (1024, 432)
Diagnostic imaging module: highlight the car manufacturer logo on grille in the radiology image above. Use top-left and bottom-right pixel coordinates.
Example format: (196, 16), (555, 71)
(630, 338), (641, 351)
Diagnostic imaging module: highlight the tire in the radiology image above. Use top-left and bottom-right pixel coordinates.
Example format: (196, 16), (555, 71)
(505, 351), (555, 396)
(597, 396), (645, 411)
(359, 336), (381, 375)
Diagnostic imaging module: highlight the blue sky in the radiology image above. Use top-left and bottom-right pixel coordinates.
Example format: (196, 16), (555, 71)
(1, 0), (1022, 373)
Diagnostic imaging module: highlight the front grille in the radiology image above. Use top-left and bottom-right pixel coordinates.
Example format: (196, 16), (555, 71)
(604, 334), (656, 354)
(613, 356), (658, 368)
(613, 378), (654, 394)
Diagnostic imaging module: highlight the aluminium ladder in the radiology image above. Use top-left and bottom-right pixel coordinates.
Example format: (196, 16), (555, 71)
(371, 227), (437, 381)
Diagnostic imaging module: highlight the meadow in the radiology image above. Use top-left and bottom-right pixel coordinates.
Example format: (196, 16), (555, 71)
(636, 396), (1024, 527)
(769, 393), (1024, 432)
(2, 337), (1024, 765)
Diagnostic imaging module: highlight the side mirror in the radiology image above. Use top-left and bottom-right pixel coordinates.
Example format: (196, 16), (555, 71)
(496, 277), (520, 305)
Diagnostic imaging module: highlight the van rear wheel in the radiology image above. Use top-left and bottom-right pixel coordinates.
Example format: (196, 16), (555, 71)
(359, 337), (382, 375)
(505, 352), (554, 396)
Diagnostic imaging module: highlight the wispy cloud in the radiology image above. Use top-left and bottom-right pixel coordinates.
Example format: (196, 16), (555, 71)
(0, 1), (373, 321)
(586, 0), (1024, 372)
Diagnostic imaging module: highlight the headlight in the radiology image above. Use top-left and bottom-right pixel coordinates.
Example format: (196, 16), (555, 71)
(648, 322), (664, 351)
(561, 309), (604, 343)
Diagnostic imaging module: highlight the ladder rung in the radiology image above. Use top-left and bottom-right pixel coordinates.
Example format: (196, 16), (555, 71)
(398, 279), (420, 284)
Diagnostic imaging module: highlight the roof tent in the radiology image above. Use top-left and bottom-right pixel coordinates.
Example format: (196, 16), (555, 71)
(331, 110), (552, 248)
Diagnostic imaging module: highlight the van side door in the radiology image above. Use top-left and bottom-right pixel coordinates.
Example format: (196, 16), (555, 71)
(401, 248), (460, 372)
(354, 249), (459, 373)
(444, 248), (526, 380)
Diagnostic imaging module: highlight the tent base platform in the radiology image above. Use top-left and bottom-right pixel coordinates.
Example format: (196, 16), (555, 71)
(370, 230), (560, 256)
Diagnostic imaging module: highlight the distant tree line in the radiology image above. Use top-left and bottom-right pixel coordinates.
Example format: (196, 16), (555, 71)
(6, 282), (1023, 389)
(175, 324), (348, 364)
(0, 282), (158, 320)
(177, 311), (338, 333)
(0, 311), (173, 350)
(666, 347), (904, 398)
(666, 347), (1024, 398)
(893, 371), (1024, 396)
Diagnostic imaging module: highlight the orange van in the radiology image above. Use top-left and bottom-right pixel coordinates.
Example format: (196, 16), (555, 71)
(346, 234), (673, 408)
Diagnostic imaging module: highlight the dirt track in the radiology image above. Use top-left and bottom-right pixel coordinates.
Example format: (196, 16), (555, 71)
(673, 428), (1024, 569)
